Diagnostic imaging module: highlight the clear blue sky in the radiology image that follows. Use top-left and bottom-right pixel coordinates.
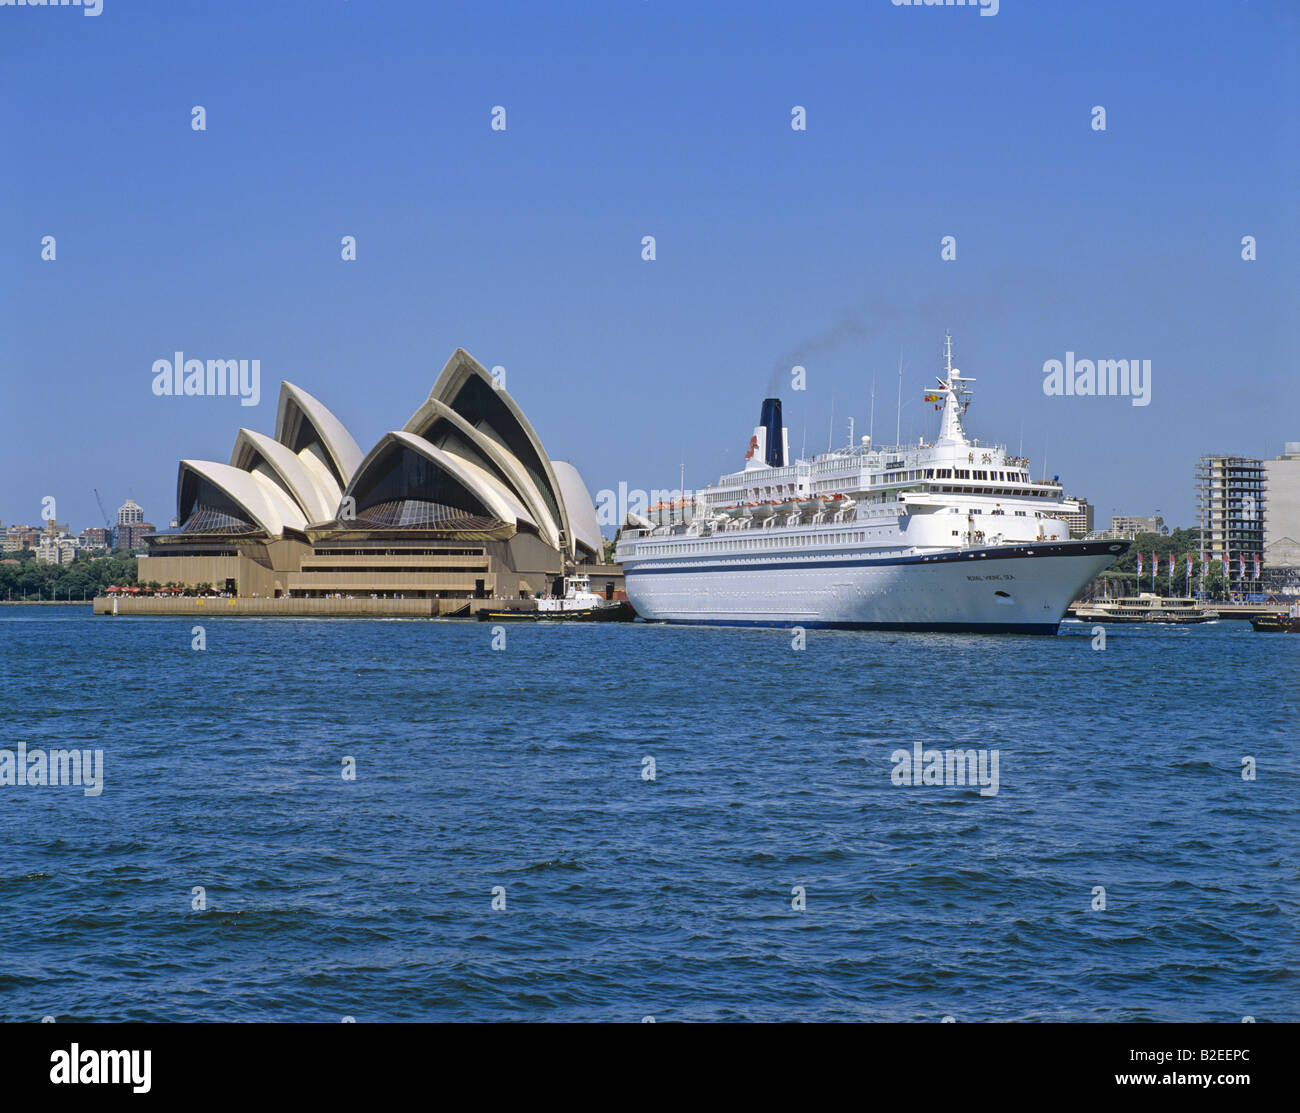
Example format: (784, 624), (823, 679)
(2, 0), (1296, 534)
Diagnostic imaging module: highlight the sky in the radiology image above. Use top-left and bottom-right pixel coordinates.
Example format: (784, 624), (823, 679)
(2, 0), (1297, 535)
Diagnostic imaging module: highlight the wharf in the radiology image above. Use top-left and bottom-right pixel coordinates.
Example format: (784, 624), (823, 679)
(92, 596), (535, 618)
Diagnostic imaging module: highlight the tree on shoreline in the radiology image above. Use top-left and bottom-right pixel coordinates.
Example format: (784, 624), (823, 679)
(1076, 527), (1247, 601)
(0, 550), (137, 601)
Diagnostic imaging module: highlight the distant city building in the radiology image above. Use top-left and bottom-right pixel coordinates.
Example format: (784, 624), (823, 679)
(1050, 496), (1093, 539)
(116, 521), (157, 552)
(2, 525), (38, 554)
(1109, 514), (1164, 539)
(79, 527), (112, 550)
(1196, 455), (1266, 594)
(35, 532), (79, 566)
(1263, 442), (1300, 569)
(117, 498), (145, 526)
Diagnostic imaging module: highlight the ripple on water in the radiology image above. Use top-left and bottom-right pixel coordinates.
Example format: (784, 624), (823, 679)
(0, 610), (1295, 1021)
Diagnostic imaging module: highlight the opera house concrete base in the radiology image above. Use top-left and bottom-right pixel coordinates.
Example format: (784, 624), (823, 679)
(92, 595), (546, 618)
(134, 349), (612, 606)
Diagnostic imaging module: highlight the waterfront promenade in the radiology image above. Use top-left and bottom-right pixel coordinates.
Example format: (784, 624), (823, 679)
(89, 595), (534, 618)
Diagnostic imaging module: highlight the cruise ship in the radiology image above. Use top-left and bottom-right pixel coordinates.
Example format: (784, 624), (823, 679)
(615, 335), (1130, 633)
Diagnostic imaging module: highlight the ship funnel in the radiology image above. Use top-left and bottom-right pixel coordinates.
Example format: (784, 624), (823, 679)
(760, 398), (784, 467)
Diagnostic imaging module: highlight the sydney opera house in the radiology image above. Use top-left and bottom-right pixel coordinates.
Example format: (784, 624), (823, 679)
(140, 349), (607, 604)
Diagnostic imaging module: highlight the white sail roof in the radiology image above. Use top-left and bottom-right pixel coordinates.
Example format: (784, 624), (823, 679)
(344, 430), (530, 529)
(177, 459), (308, 536)
(426, 349), (576, 556)
(551, 460), (602, 557)
(230, 428), (336, 525)
(275, 382), (364, 489)
(404, 396), (561, 549)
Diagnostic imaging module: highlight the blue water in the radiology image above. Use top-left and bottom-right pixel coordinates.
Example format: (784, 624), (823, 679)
(0, 607), (1295, 1022)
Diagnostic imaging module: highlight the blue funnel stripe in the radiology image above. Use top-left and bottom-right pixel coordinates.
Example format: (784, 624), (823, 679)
(760, 398), (783, 467)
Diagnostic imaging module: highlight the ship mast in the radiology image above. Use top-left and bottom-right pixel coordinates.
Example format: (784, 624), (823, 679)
(868, 376), (875, 447)
(894, 352), (903, 449)
(935, 331), (974, 447)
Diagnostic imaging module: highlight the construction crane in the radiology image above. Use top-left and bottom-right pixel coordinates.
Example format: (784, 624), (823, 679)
(93, 489), (116, 547)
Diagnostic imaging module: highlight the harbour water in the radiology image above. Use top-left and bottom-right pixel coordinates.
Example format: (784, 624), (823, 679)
(0, 607), (1295, 1021)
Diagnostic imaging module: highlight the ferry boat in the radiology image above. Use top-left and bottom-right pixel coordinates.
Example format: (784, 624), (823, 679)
(615, 334), (1129, 633)
(1074, 593), (1219, 625)
(1249, 602), (1300, 633)
(477, 574), (635, 622)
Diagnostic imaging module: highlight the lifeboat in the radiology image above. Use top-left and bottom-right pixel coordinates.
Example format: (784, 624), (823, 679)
(624, 511), (654, 531)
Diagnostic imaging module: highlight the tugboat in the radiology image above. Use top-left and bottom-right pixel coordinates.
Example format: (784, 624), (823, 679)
(1073, 593), (1219, 624)
(1250, 602), (1300, 633)
(477, 574), (635, 622)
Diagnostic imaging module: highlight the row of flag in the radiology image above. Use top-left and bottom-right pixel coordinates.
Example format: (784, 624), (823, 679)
(1137, 552), (1261, 581)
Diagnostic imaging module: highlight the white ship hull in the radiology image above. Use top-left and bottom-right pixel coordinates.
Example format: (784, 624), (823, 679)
(623, 540), (1125, 634)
